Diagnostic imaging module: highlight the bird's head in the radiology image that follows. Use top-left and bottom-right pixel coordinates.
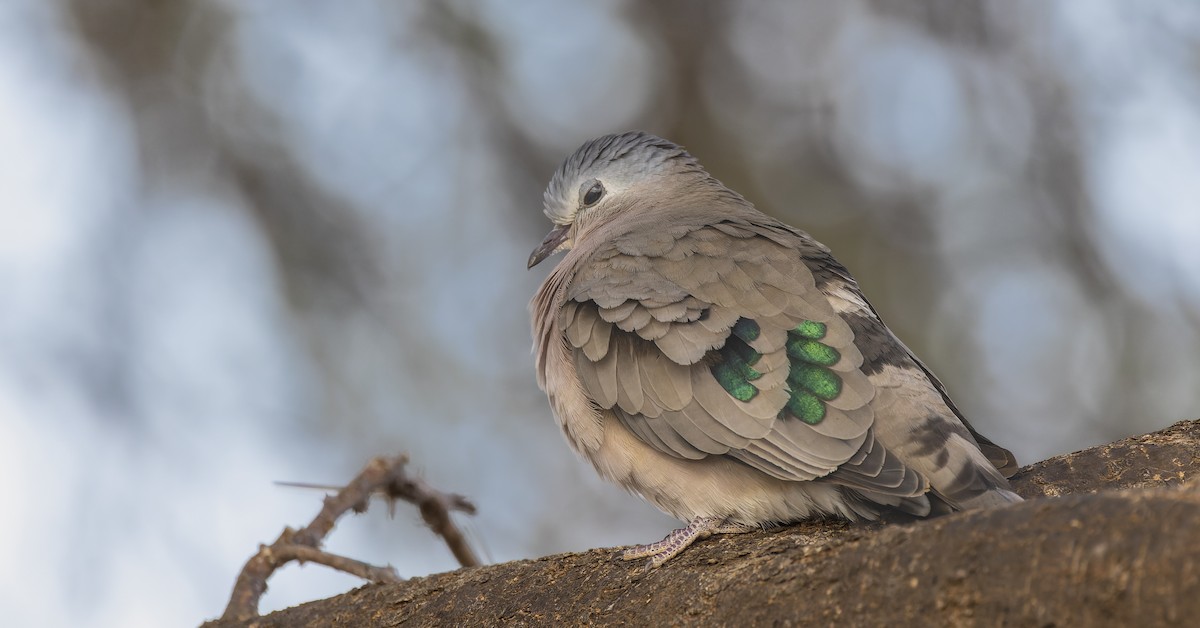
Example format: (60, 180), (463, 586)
(527, 131), (710, 268)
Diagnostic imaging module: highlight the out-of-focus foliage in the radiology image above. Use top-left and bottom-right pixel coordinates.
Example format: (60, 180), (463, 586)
(2, 1), (1199, 626)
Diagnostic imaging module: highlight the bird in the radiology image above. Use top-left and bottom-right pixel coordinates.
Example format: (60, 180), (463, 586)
(528, 131), (1021, 568)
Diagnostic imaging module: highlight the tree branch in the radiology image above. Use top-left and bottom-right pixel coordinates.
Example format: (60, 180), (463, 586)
(206, 420), (1200, 627)
(218, 455), (478, 622)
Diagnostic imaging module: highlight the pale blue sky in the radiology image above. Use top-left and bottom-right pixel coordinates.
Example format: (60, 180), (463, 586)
(2, 2), (1199, 626)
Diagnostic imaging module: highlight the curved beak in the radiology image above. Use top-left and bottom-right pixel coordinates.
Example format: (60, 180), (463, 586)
(527, 224), (571, 268)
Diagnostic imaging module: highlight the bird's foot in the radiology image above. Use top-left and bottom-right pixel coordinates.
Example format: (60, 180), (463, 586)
(620, 516), (756, 568)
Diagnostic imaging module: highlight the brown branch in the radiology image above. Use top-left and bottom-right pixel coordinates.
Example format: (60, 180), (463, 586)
(205, 420), (1200, 628)
(219, 455), (478, 622)
(394, 474), (481, 568)
(268, 545), (403, 584)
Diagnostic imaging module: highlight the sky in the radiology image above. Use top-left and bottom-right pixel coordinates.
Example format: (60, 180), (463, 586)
(2, 1), (1199, 626)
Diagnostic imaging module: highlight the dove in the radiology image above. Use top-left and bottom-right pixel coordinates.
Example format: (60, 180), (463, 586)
(528, 131), (1021, 568)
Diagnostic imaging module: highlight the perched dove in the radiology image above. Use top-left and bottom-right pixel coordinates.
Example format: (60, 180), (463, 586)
(529, 131), (1021, 567)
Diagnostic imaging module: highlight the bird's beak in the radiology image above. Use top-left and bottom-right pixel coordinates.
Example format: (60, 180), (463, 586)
(528, 223), (572, 268)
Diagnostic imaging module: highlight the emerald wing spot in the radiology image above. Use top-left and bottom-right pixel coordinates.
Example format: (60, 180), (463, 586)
(716, 318), (847, 425)
(787, 338), (840, 366)
(780, 319), (844, 425)
(732, 318), (761, 343)
(713, 360), (758, 401)
(793, 320), (826, 339)
(786, 390), (826, 425)
(711, 331), (763, 402)
(729, 337), (762, 370)
(789, 363), (841, 400)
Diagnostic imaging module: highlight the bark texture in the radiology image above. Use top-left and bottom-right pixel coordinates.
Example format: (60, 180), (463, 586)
(205, 420), (1200, 627)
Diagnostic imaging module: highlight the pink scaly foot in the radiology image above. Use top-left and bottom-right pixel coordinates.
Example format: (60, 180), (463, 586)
(621, 516), (756, 568)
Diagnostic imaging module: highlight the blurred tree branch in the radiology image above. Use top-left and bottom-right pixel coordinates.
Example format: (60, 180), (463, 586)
(219, 454), (478, 623)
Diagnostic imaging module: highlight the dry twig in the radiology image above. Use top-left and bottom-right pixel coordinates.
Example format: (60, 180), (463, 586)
(219, 455), (478, 622)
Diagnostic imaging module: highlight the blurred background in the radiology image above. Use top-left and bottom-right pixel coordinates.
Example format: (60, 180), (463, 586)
(2, 0), (1199, 625)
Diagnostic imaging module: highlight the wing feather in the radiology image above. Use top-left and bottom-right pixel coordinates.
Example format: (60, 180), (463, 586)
(560, 217), (937, 501)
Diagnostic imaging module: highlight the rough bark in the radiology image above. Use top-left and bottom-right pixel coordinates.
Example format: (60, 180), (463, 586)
(205, 420), (1200, 627)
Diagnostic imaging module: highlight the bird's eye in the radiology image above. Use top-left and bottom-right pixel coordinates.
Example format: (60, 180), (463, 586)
(582, 181), (605, 207)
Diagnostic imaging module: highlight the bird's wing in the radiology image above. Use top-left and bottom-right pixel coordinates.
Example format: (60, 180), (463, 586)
(561, 217), (925, 498)
(797, 243), (1020, 503)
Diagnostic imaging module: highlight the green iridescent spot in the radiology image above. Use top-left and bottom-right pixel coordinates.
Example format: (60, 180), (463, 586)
(789, 364), (842, 401)
(712, 333), (765, 402)
(786, 338), (840, 366)
(732, 318), (760, 343)
(793, 320), (827, 339)
(785, 389), (826, 425)
(729, 338), (762, 369)
(777, 319), (840, 425)
(713, 360), (758, 401)
(735, 358), (762, 381)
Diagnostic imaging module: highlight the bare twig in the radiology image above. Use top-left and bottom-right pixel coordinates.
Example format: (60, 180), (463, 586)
(268, 544), (403, 583)
(386, 473), (480, 568)
(219, 455), (479, 622)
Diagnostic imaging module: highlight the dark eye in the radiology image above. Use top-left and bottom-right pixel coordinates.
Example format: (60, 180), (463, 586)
(582, 181), (605, 207)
